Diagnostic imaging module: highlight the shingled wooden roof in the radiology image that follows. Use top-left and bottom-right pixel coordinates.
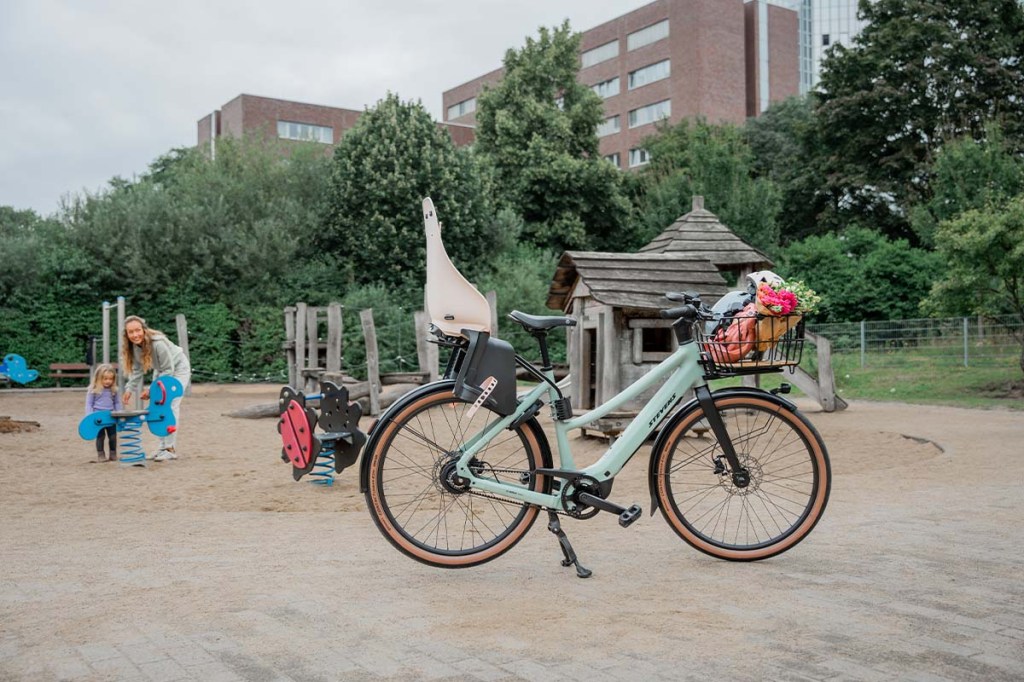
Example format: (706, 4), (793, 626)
(546, 251), (729, 312)
(638, 196), (774, 270)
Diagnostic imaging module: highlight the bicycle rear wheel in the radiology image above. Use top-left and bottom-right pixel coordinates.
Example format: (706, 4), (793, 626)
(364, 384), (547, 568)
(653, 394), (830, 561)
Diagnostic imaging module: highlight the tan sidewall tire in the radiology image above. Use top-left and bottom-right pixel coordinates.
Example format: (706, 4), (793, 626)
(655, 395), (830, 561)
(366, 389), (543, 568)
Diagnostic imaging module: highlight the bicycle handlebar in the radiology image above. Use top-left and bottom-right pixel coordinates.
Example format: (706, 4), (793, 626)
(660, 305), (695, 320)
(659, 291), (715, 323)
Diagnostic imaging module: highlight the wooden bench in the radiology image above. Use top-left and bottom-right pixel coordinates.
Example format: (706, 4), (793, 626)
(49, 363), (119, 387)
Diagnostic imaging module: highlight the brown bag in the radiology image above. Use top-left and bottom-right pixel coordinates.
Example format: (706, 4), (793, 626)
(754, 314), (800, 354)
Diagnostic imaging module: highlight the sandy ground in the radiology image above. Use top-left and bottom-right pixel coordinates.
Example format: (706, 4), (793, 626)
(1, 383), (1023, 681)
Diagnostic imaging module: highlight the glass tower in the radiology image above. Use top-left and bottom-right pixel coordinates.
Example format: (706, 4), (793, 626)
(799, 0), (868, 92)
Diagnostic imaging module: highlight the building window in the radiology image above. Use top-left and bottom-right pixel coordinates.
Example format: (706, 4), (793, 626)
(603, 153), (621, 168)
(447, 97), (476, 119)
(581, 40), (619, 68)
(628, 60), (671, 90)
(591, 77), (621, 99)
(596, 115), (621, 138)
(628, 100), (671, 129)
(628, 148), (650, 168)
(822, 34), (830, 46)
(277, 121), (333, 144)
(627, 19), (669, 51)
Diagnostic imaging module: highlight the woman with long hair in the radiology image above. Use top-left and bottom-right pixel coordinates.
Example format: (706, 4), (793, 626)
(121, 315), (192, 461)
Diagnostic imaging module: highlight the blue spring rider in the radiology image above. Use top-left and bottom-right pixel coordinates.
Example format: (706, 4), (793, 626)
(77, 376), (184, 466)
(0, 354), (39, 385)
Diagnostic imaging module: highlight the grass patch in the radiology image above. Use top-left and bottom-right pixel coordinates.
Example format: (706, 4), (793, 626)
(712, 351), (1023, 410)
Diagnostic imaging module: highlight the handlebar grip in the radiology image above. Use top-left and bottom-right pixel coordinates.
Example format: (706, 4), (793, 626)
(660, 305), (695, 320)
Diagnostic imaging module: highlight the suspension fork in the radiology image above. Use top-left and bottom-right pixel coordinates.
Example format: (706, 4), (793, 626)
(694, 385), (750, 488)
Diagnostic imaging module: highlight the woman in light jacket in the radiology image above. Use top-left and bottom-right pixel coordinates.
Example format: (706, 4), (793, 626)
(121, 315), (192, 461)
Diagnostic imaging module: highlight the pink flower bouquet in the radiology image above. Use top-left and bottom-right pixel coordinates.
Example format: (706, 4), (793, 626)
(753, 280), (819, 352)
(756, 285), (799, 316)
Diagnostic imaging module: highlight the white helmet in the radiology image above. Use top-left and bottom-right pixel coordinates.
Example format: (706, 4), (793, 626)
(745, 270), (783, 294)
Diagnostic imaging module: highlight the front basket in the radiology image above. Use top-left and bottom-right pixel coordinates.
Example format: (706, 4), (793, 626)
(696, 313), (805, 378)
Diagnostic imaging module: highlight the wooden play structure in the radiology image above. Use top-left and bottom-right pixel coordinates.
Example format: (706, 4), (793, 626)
(283, 300), (496, 417)
(639, 195), (775, 282)
(547, 196), (845, 438)
(547, 251), (730, 437)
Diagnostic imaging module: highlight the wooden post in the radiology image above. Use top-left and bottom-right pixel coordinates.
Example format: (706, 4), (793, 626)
(327, 303), (342, 373)
(815, 332), (837, 412)
(175, 314), (191, 395)
(360, 309), (382, 416)
(599, 309), (620, 405)
(307, 307), (320, 373)
(486, 290), (499, 339)
(414, 310), (431, 378)
(284, 306), (296, 388)
(294, 302), (307, 388)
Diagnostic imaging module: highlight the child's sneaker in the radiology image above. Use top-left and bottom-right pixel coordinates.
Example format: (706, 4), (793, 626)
(154, 448), (178, 461)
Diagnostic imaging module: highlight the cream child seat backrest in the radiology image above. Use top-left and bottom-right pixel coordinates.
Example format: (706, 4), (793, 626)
(423, 197), (491, 337)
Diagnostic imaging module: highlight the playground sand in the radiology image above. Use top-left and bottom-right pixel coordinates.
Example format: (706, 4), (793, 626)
(0, 383), (953, 517)
(1, 384), (1023, 680)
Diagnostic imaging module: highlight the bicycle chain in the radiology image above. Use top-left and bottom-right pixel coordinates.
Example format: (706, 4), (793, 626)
(457, 466), (575, 517)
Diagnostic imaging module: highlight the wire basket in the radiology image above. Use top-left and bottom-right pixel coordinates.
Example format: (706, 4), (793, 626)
(696, 312), (805, 378)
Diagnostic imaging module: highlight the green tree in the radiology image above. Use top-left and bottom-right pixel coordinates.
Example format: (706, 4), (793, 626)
(781, 227), (942, 323)
(910, 124), (1024, 246)
(61, 136), (332, 308)
(474, 243), (564, 362)
(320, 93), (493, 288)
(815, 0), (1024, 240)
(474, 21), (631, 251)
(0, 206), (52, 304)
(634, 119), (782, 253)
(745, 96), (837, 242)
(924, 196), (1024, 374)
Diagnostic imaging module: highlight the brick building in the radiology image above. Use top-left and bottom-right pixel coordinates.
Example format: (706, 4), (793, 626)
(197, 94), (476, 156)
(442, 0), (798, 170)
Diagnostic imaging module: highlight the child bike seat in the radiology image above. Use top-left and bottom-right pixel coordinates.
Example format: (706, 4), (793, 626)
(423, 197), (491, 338)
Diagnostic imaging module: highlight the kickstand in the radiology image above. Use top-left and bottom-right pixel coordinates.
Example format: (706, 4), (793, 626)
(547, 512), (592, 579)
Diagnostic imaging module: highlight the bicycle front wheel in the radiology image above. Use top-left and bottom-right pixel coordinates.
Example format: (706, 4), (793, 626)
(653, 394), (830, 561)
(364, 385), (547, 568)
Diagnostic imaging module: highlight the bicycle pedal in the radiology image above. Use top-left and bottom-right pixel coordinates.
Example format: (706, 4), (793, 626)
(618, 504), (642, 528)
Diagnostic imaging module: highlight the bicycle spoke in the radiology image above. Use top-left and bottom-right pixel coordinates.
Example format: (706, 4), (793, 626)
(368, 388), (543, 564)
(660, 399), (828, 555)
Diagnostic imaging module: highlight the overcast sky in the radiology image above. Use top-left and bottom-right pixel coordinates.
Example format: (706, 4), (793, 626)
(0, 0), (656, 218)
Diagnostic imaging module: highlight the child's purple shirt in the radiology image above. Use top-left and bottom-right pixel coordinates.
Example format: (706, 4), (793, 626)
(85, 388), (123, 415)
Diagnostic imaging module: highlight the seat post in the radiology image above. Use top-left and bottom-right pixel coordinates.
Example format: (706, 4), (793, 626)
(533, 332), (552, 371)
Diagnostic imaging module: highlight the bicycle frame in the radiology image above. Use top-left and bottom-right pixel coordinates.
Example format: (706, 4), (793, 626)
(453, 340), (707, 510)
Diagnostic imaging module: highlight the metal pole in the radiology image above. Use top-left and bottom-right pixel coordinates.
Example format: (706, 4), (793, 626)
(860, 320), (866, 369)
(101, 301), (111, 364)
(116, 297), (126, 394)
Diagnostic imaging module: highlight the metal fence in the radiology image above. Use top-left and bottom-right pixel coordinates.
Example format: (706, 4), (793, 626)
(806, 315), (1022, 368)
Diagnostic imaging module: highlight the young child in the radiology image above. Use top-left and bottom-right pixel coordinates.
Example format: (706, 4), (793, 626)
(85, 363), (123, 462)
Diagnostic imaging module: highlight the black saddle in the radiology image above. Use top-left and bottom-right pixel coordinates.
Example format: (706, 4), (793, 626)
(508, 310), (577, 333)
